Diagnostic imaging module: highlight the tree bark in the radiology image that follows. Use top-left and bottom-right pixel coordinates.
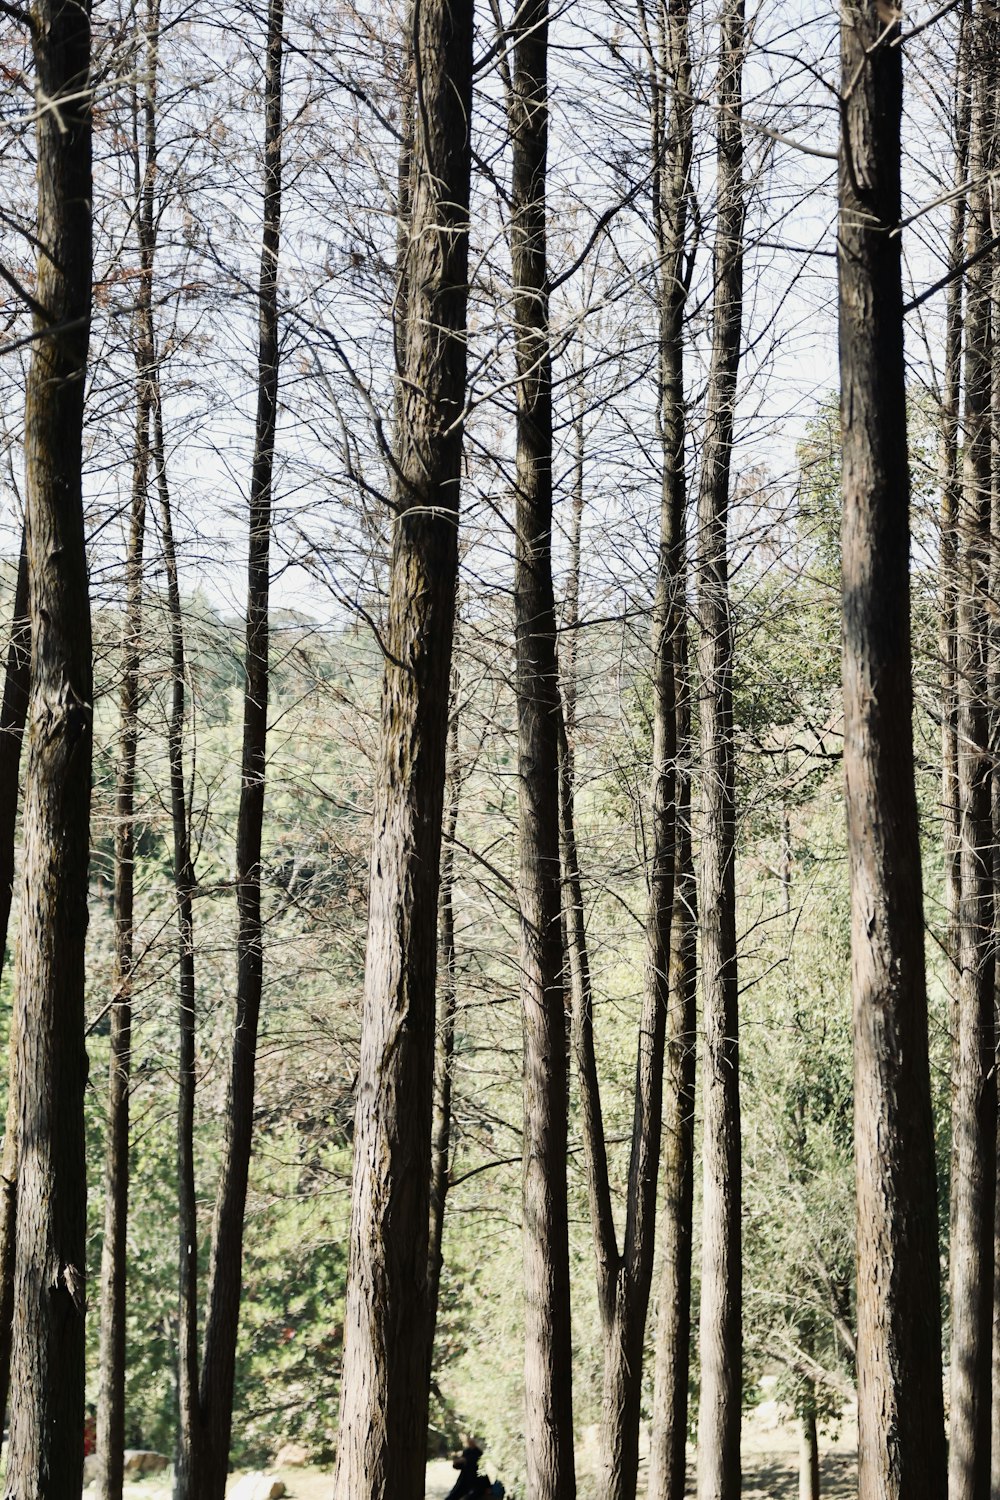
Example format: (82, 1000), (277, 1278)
(798, 1405), (819, 1500)
(331, 0), (473, 1492)
(96, 13), (159, 1491)
(508, 0), (576, 1491)
(990, 129), (1000, 1500)
(3, 0), (93, 1489)
(642, 2), (695, 1495)
(948, 11), (998, 1500)
(195, 6), (284, 1494)
(694, 5), (744, 1498)
(0, 529), (29, 1437)
(838, 6), (948, 1499)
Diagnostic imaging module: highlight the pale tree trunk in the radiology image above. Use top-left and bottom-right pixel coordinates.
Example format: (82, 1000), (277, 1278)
(509, 0), (576, 1488)
(428, 680), (462, 1349)
(941, 6), (969, 1196)
(948, 9), (998, 1499)
(3, 0), (93, 1488)
(196, 4), (283, 1494)
(798, 1405), (819, 1500)
(838, 5), (948, 1499)
(331, 0), (474, 1491)
(0, 529), (29, 1435)
(694, 4), (744, 1498)
(96, 13), (159, 1492)
(642, 1), (695, 1494)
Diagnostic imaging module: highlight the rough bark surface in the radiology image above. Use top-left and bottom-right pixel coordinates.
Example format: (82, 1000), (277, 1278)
(0, 531), (29, 1435)
(509, 0), (576, 1490)
(331, 0), (473, 1493)
(838, 6), (948, 1499)
(4, 0), (94, 1490)
(948, 10), (998, 1499)
(694, 5), (744, 1498)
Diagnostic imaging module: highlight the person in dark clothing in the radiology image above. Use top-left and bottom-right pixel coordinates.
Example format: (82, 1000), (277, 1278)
(445, 1442), (483, 1500)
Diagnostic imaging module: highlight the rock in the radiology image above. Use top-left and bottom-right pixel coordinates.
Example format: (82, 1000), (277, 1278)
(122, 1450), (170, 1476)
(82, 1453), (99, 1486)
(229, 1474), (287, 1500)
(273, 1442), (310, 1468)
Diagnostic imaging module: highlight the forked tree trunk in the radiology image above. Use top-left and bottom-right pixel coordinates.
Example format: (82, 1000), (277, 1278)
(96, 14), (159, 1491)
(694, 5), (744, 1498)
(3, 0), (93, 1489)
(196, 5), (283, 1493)
(331, 0), (474, 1491)
(948, 11), (998, 1500)
(508, 0), (576, 1491)
(838, 5), (948, 1499)
(0, 529), (29, 1435)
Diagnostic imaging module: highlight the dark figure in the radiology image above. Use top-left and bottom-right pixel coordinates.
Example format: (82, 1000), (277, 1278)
(445, 1443), (483, 1500)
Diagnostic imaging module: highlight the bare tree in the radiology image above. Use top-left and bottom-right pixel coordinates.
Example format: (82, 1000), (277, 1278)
(3, 0), (94, 1490)
(331, 0), (474, 1490)
(839, 3), (948, 1498)
(949, 7), (998, 1497)
(694, 4), (745, 1497)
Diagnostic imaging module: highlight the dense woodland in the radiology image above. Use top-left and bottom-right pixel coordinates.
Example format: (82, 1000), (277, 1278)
(0, 0), (996, 1498)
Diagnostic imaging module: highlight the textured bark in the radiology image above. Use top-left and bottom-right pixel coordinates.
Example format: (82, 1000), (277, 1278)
(642, 3), (695, 1495)
(838, 6), (948, 1499)
(694, 6), (744, 1498)
(195, 7), (283, 1495)
(948, 12), (998, 1500)
(508, 0), (576, 1490)
(3, 0), (93, 1489)
(428, 686), (461, 1350)
(0, 530), (29, 1436)
(331, 0), (473, 1492)
(96, 15), (158, 1492)
(798, 1408), (819, 1500)
(990, 142), (1000, 1500)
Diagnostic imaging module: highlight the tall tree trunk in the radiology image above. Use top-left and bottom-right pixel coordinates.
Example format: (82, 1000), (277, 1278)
(990, 140), (1000, 1500)
(948, 11), (998, 1499)
(838, 5), (948, 1499)
(694, 5), (744, 1498)
(152, 379), (202, 1497)
(642, 2), (695, 1495)
(508, 0), (576, 1491)
(196, 5), (283, 1494)
(3, 0), (93, 1488)
(0, 529), (30, 1436)
(428, 681), (462, 1351)
(331, 0), (474, 1491)
(96, 15), (159, 1491)
(941, 2), (970, 1165)
(798, 1404), (819, 1500)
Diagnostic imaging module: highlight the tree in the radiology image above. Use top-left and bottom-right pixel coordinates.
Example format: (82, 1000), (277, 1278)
(694, 3), (745, 1496)
(508, 0), (577, 1489)
(331, 0), (474, 1489)
(2, 0), (94, 1490)
(838, 3), (948, 1497)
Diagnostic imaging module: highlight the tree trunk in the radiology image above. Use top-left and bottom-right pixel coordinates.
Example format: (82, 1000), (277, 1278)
(331, 0), (473, 1491)
(196, 6), (283, 1494)
(428, 682), (462, 1351)
(642, 1), (695, 1494)
(153, 376), (202, 1498)
(96, 14), (158, 1491)
(3, 0), (93, 1488)
(508, 0), (576, 1490)
(0, 529), (30, 1436)
(948, 11), (998, 1500)
(990, 132), (1000, 1500)
(694, 5), (744, 1498)
(838, 5), (948, 1499)
(798, 1405), (819, 1500)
